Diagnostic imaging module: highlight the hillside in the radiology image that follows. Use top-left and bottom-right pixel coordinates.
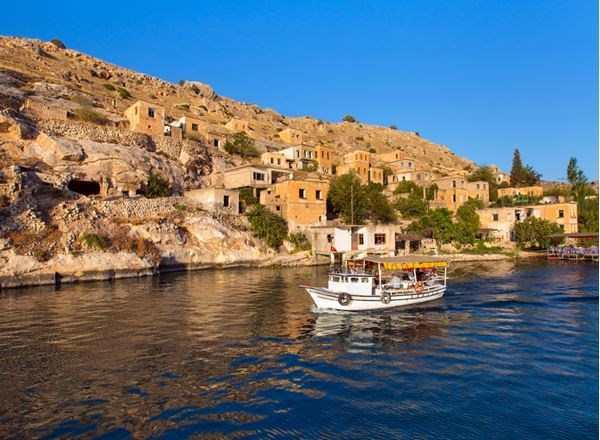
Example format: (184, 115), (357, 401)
(0, 36), (473, 175)
(0, 35), (479, 288)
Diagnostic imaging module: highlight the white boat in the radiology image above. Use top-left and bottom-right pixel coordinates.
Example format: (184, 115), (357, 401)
(301, 255), (448, 312)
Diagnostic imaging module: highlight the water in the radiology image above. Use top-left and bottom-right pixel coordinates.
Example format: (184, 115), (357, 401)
(0, 260), (597, 438)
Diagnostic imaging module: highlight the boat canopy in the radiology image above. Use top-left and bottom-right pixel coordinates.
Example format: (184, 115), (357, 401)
(362, 256), (447, 270)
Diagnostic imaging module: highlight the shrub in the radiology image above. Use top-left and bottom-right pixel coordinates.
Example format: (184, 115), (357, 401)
(342, 114), (357, 123)
(239, 187), (258, 212)
(390, 124), (397, 130)
(177, 103), (190, 111)
(178, 80), (185, 86)
(50, 38), (66, 49)
(223, 132), (259, 158)
(70, 94), (92, 106)
(80, 233), (109, 250)
(288, 232), (311, 252)
(368, 147), (376, 154)
(102, 83), (116, 91)
(72, 108), (109, 125)
(246, 205), (288, 250)
(117, 87), (131, 99)
(140, 173), (171, 198)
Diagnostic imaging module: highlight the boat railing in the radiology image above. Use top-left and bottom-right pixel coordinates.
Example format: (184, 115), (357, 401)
(328, 265), (373, 276)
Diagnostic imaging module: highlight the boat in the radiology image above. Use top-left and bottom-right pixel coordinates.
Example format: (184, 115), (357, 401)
(301, 255), (448, 311)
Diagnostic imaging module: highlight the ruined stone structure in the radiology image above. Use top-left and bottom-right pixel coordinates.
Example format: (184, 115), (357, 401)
(124, 100), (165, 136)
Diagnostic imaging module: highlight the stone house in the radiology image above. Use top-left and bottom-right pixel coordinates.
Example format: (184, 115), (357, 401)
(279, 145), (317, 170)
(225, 118), (249, 133)
(497, 186), (544, 199)
(489, 164), (511, 185)
(184, 188), (240, 214)
(21, 97), (70, 120)
(429, 177), (490, 211)
(369, 167), (384, 185)
(222, 164), (293, 198)
(387, 170), (432, 191)
(279, 128), (303, 145)
(260, 151), (287, 168)
(477, 202), (578, 241)
(336, 150), (371, 183)
(315, 145), (334, 175)
(260, 176), (329, 228)
(124, 100), (165, 136)
(308, 224), (418, 255)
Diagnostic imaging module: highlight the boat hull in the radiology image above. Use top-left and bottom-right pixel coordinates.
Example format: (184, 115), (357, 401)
(302, 284), (446, 311)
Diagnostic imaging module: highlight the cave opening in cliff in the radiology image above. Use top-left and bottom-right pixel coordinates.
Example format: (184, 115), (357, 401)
(67, 179), (100, 196)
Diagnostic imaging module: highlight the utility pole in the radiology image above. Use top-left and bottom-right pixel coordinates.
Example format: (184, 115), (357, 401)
(351, 184), (354, 224)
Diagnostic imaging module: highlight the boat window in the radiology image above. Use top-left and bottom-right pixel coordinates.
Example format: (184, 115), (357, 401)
(361, 278), (370, 283)
(350, 277), (359, 283)
(332, 276), (340, 282)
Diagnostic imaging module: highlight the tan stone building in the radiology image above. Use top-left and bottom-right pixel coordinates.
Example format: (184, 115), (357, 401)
(315, 145), (334, 174)
(336, 150), (371, 183)
(369, 167), (384, 185)
(225, 118), (249, 133)
(489, 164), (511, 185)
(279, 128), (304, 145)
(222, 164), (293, 194)
(261, 152), (287, 168)
(184, 188), (240, 214)
(260, 177), (329, 228)
(387, 170), (433, 191)
(477, 202), (578, 241)
(279, 145), (317, 170)
(430, 177), (489, 211)
(497, 186), (544, 198)
(124, 100), (165, 136)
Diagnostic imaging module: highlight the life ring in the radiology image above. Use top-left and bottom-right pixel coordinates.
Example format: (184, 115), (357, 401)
(338, 292), (352, 306)
(414, 281), (425, 293)
(381, 291), (391, 304)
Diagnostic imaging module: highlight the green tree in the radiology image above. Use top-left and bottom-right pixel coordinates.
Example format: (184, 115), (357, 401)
(140, 173), (171, 198)
(393, 180), (421, 195)
(409, 208), (455, 243)
(224, 132), (259, 157)
(510, 149), (525, 187)
(327, 173), (366, 224)
(454, 201), (481, 244)
(239, 187), (258, 212)
(363, 182), (396, 223)
(245, 204), (288, 250)
(567, 157), (587, 203)
(522, 164), (542, 186)
(514, 217), (562, 248)
(342, 114), (357, 123)
(578, 198), (599, 232)
(395, 194), (428, 219)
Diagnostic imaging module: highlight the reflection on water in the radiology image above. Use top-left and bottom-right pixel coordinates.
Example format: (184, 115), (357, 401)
(0, 260), (597, 438)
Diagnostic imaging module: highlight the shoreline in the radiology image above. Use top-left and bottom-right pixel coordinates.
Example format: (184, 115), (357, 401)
(0, 250), (548, 291)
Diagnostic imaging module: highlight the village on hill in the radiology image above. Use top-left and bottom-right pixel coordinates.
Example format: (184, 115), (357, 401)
(0, 36), (596, 287)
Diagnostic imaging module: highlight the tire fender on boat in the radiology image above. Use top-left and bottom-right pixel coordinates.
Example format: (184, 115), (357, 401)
(338, 292), (352, 306)
(381, 291), (391, 304)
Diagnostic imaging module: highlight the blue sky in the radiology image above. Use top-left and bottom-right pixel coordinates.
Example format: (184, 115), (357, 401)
(2, 0), (597, 181)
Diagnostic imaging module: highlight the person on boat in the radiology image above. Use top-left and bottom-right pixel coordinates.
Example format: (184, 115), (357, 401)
(390, 273), (402, 288)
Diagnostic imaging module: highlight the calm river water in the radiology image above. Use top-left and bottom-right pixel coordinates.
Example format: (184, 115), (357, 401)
(0, 260), (597, 438)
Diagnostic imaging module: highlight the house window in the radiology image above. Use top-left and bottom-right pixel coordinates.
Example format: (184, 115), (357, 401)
(191, 123), (198, 132)
(327, 234), (333, 243)
(358, 234), (364, 245)
(452, 180), (456, 188)
(134, 106), (138, 115)
(452, 195), (456, 202)
(253, 172), (265, 181)
(276, 206), (281, 211)
(270, 158), (274, 164)
(492, 213), (499, 221)
(558, 210), (564, 218)
(374, 233), (386, 245)
(223, 195), (230, 207)
(476, 184), (480, 189)
(316, 190), (322, 200)
(148, 108), (155, 118)
(299, 188), (306, 199)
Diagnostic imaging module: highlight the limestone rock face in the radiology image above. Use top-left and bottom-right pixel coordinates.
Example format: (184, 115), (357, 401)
(0, 110), (36, 140)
